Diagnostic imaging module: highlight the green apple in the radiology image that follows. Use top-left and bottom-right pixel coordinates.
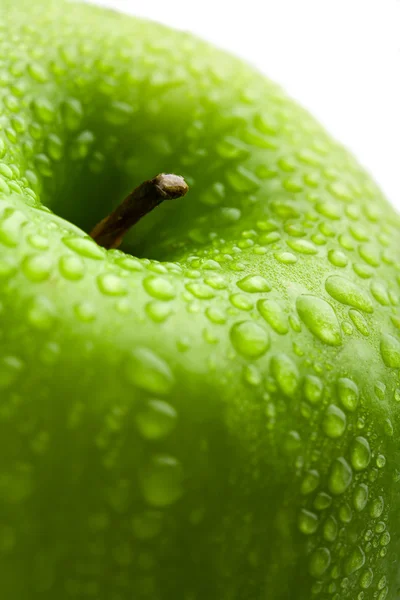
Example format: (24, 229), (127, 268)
(0, 1), (399, 599)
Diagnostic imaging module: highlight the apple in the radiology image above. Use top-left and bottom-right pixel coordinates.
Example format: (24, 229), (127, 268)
(0, 1), (399, 599)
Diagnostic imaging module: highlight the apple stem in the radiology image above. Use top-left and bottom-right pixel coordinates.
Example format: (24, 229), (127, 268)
(89, 173), (189, 250)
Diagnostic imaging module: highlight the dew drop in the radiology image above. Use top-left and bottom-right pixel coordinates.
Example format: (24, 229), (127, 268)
(313, 492), (332, 511)
(270, 353), (299, 396)
(59, 254), (84, 280)
(0, 209), (27, 247)
(323, 515), (338, 542)
(139, 454), (183, 507)
(274, 251), (297, 264)
(126, 347), (174, 395)
(350, 436), (371, 471)
(74, 301), (96, 322)
(287, 239), (317, 255)
(257, 299), (288, 334)
(298, 509), (318, 535)
(345, 546), (365, 575)
(237, 274), (270, 293)
(62, 236), (105, 259)
(97, 273), (127, 296)
(360, 568), (374, 589)
(348, 309), (369, 336)
(380, 333), (400, 368)
(328, 249), (348, 268)
(353, 483), (369, 511)
(304, 374), (324, 404)
(186, 282), (215, 300)
(0, 356), (24, 390)
(31, 97), (55, 123)
(230, 293), (253, 311)
(296, 295), (342, 346)
(325, 275), (373, 313)
(27, 295), (55, 330)
(370, 496), (384, 518)
(328, 457), (352, 495)
(135, 400), (177, 440)
(145, 301), (173, 323)
(105, 101), (135, 125)
(230, 321), (269, 358)
(322, 404), (347, 438)
(144, 276), (175, 300)
(309, 547), (331, 578)
(61, 98), (83, 131)
(338, 377), (359, 412)
(22, 254), (52, 282)
(301, 469), (320, 495)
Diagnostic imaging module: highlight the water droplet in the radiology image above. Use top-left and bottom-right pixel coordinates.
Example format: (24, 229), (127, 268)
(237, 274), (270, 293)
(345, 546), (365, 575)
(304, 375), (324, 404)
(298, 509), (318, 535)
(139, 454), (183, 507)
(360, 568), (374, 589)
(274, 251), (297, 264)
(350, 436), (371, 471)
(328, 249), (348, 268)
(243, 363), (262, 386)
(62, 236), (105, 259)
(348, 309), (369, 336)
(31, 97), (55, 123)
(105, 101), (135, 125)
(328, 457), (352, 495)
(325, 275), (373, 313)
(309, 547), (331, 578)
(22, 254), (52, 282)
(126, 347), (173, 395)
(340, 503), (353, 522)
(296, 295), (342, 346)
(323, 404), (347, 438)
(380, 333), (400, 368)
(270, 353), (299, 396)
(323, 515), (338, 542)
(145, 301), (173, 323)
(58, 255), (84, 280)
(0, 356), (24, 389)
(230, 321), (269, 358)
(316, 201), (341, 220)
(27, 62), (49, 83)
(143, 276), (175, 300)
(370, 281), (390, 306)
(313, 492), (332, 511)
(27, 295), (55, 330)
(287, 239), (317, 255)
(199, 182), (225, 206)
(186, 282), (215, 300)
(135, 400), (177, 440)
(47, 133), (64, 161)
(257, 299), (288, 334)
(370, 496), (384, 518)
(376, 454), (386, 469)
(132, 510), (163, 540)
(74, 301), (96, 322)
(359, 244), (380, 267)
(338, 378), (359, 412)
(353, 483), (369, 511)
(301, 469), (320, 495)
(328, 180), (353, 202)
(230, 293), (253, 311)
(226, 165), (259, 193)
(97, 273), (127, 296)
(69, 130), (95, 160)
(204, 275), (227, 290)
(0, 209), (27, 247)
(61, 98), (83, 131)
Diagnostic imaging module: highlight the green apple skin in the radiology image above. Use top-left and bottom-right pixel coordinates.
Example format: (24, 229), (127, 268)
(0, 1), (399, 599)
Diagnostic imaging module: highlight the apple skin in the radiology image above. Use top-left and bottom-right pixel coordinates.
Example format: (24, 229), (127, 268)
(0, 1), (399, 598)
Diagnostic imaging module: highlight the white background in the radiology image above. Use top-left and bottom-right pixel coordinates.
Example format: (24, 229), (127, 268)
(85, 0), (400, 209)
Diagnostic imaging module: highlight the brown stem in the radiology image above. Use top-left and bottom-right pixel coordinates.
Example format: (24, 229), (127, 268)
(90, 173), (189, 250)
